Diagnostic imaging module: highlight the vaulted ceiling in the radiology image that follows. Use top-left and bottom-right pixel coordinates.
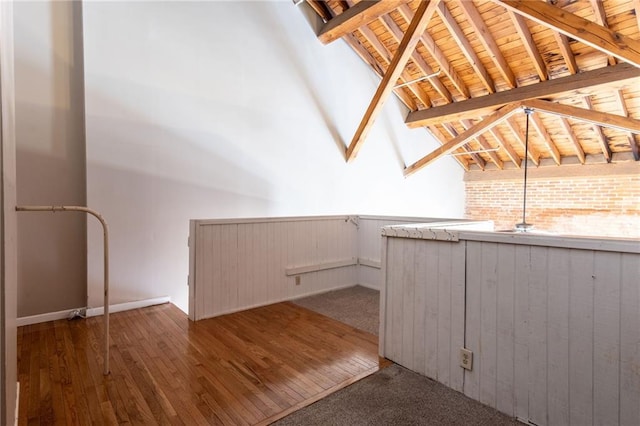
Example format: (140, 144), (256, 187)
(304, 0), (640, 175)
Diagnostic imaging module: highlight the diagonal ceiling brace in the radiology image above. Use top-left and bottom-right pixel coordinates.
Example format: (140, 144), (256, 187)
(345, 0), (440, 162)
(404, 102), (523, 177)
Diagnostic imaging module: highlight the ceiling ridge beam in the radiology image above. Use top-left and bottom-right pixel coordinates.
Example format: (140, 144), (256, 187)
(318, 0), (410, 44)
(404, 102), (522, 177)
(405, 62), (640, 127)
(524, 98), (640, 134)
(346, 0), (440, 162)
(493, 0), (640, 68)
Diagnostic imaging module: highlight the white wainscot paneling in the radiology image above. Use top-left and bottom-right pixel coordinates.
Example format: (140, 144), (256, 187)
(380, 235), (465, 392)
(189, 215), (477, 320)
(464, 243), (640, 426)
(189, 216), (359, 320)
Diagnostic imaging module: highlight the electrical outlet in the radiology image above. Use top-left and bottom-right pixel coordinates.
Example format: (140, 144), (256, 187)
(460, 348), (473, 370)
(295, 276), (301, 286)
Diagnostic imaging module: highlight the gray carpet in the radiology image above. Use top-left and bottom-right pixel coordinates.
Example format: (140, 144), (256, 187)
(292, 285), (379, 335)
(273, 364), (523, 425)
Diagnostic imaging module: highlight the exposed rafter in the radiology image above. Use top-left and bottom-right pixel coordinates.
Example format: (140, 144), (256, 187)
(615, 90), (640, 161)
(377, 13), (450, 103)
(582, 96), (613, 162)
(356, 23), (431, 108)
(494, 0), (640, 68)
(427, 125), (470, 170)
(305, 0), (640, 172)
(318, 0), (410, 44)
(529, 112), (562, 165)
(504, 117), (541, 166)
(397, 4), (470, 99)
(436, 1), (495, 93)
(488, 126), (522, 168)
(442, 123), (487, 169)
(346, 0), (440, 162)
(405, 63), (640, 127)
(460, 119), (504, 169)
(557, 118), (586, 164)
(307, 0), (417, 110)
(458, 0), (517, 88)
(508, 10), (547, 81)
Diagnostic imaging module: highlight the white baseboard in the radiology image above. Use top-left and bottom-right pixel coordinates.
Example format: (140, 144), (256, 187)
(86, 296), (170, 317)
(17, 296), (171, 326)
(16, 307), (85, 326)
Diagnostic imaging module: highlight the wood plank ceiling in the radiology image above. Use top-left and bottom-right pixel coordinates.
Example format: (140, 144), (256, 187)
(304, 0), (640, 174)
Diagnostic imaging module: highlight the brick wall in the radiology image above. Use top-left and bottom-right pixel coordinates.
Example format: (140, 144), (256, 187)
(465, 169), (640, 238)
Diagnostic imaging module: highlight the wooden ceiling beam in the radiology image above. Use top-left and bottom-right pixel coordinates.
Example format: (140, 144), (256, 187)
(524, 98), (640, 134)
(458, 0), (517, 89)
(588, 0), (616, 66)
(318, 0), (410, 44)
(397, 4), (470, 100)
(378, 14), (450, 103)
(427, 125), (470, 170)
(306, 0), (332, 21)
(436, 2), (495, 94)
(494, 0), (640, 68)
(529, 111), (561, 165)
(404, 103), (522, 176)
(615, 90), (640, 161)
(554, 32), (579, 75)
(346, 0), (440, 162)
(308, 1), (418, 110)
(460, 119), (504, 169)
(405, 62), (640, 128)
(356, 24), (431, 108)
(442, 123), (486, 169)
(508, 10), (547, 81)
(504, 117), (541, 166)
(488, 126), (522, 168)
(557, 117), (586, 164)
(582, 96), (612, 162)
(636, 0), (640, 34)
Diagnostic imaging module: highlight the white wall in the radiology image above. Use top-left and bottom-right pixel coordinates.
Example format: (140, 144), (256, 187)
(81, 1), (465, 313)
(14, 0), (87, 317)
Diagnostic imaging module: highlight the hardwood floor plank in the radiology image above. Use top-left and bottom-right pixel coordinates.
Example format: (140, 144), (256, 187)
(18, 302), (387, 425)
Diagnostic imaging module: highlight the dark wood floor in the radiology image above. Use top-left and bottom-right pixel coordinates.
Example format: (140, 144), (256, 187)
(17, 302), (388, 425)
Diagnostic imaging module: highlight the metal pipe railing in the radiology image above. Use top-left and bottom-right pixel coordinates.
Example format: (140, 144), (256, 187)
(16, 205), (110, 375)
